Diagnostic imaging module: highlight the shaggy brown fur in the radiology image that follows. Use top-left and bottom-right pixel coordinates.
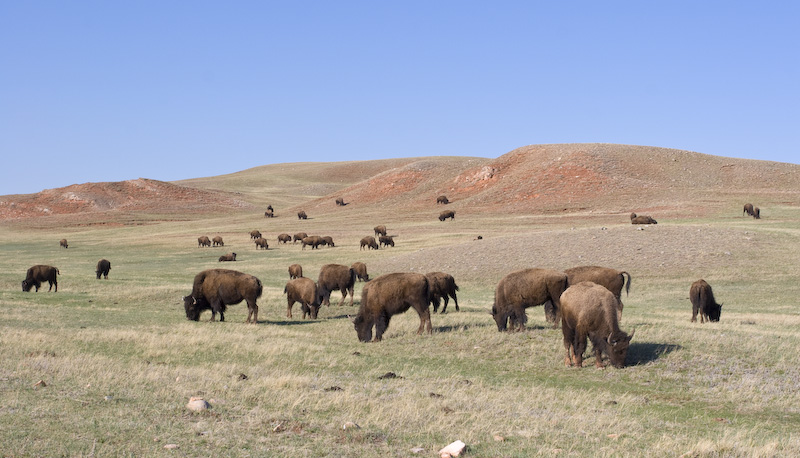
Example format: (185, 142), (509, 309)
(301, 235), (324, 250)
(22, 265), (59, 292)
(96, 259), (111, 279)
(438, 210), (455, 221)
(690, 279), (722, 323)
(212, 236), (224, 247)
(317, 264), (356, 307)
(379, 235), (394, 247)
(374, 225), (387, 236)
(492, 268), (568, 331)
(254, 238), (269, 249)
(425, 272), (459, 313)
(564, 265), (630, 320)
(630, 213), (657, 224)
(250, 230), (262, 239)
(284, 277), (321, 319)
(278, 233), (292, 243)
(351, 262), (369, 282)
(198, 236), (211, 247)
(360, 236), (378, 250)
(436, 195), (449, 204)
(288, 264), (303, 279)
(183, 269), (262, 323)
(353, 272), (431, 342)
(293, 232), (308, 243)
(297, 210), (308, 220)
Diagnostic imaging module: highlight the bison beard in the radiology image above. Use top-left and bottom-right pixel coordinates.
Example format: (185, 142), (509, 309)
(353, 272), (431, 342)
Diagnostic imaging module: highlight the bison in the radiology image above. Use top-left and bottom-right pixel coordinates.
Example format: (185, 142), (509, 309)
(278, 233), (292, 244)
(351, 262), (369, 282)
(96, 259), (111, 280)
(439, 210), (455, 221)
(425, 272), (459, 313)
(297, 210), (308, 220)
(317, 264), (356, 307)
(360, 236), (378, 250)
(335, 197), (347, 206)
(690, 279), (722, 323)
(564, 266), (630, 320)
(301, 235), (324, 250)
(250, 230), (262, 240)
(218, 252), (237, 262)
(491, 268), (568, 331)
(743, 203), (754, 217)
(378, 235), (394, 247)
(293, 232), (308, 243)
(254, 238), (269, 249)
(183, 269), (262, 323)
(264, 208), (274, 218)
(289, 264), (303, 279)
(374, 225), (387, 237)
(22, 265), (59, 292)
(321, 236), (335, 247)
(284, 277), (321, 319)
(560, 281), (635, 369)
(436, 195), (449, 204)
(353, 272), (431, 342)
(59, 239), (69, 249)
(198, 236), (211, 247)
(630, 213), (657, 225)
(212, 236), (224, 247)
(753, 207), (761, 219)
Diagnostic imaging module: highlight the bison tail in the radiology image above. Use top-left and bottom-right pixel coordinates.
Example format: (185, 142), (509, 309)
(56, 268), (61, 275)
(283, 285), (288, 295)
(621, 272), (631, 296)
(255, 278), (264, 299)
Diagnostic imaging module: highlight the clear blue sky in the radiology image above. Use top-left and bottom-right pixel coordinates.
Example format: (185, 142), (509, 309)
(2, 2), (798, 196)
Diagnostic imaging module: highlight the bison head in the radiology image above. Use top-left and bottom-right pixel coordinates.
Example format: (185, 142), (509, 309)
(21, 280), (34, 292)
(353, 314), (372, 342)
(606, 330), (634, 368)
(491, 305), (509, 332)
(183, 295), (208, 321)
(707, 303), (722, 322)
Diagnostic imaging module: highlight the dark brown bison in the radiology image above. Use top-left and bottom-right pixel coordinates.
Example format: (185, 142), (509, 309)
(353, 272), (431, 342)
(297, 210), (308, 220)
(439, 210), (455, 221)
(317, 264), (356, 307)
(183, 269), (262, 323)
(288, 264), (303, 279)
(218, 252), (237, 262)
(379, 235), (394, 247)
(301, 235), (324, 250)
(351, 262), (369, 282)
(360, 236), (378, 250)
(96, 259), (111, 279)
(436, 195), (449, 204)
(212, 236), (224, 247)
(284, 277), (321, 319)
(278, 233), (292, 243)
(250, 230), (262, 240)
(264, 208), (274, 218)
(630, 213), (657, 224)
(59, 239), (69, 249)
(690, 279), (722, 323)
(753, 207), (761, 219)
(564, 266), (630, 320)
(374, 225), (387, 237)
(743, 203), (754, 217)
(198, 236), (211, 247)
(491, 268), (568, 331)
(293, 232), (308, 243)
(22, 265), (59, 292)
(321, 236), (335, 247)
(335, 197), (347, 206)
(254, 238), (269, 249)
(560, 281), (634, 369)
(425, 272), (459, 313)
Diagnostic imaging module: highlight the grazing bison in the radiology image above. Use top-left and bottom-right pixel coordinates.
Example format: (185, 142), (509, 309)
(374, 225), (387, 237)
(630, 213), (657, 224)
(351, 262), (369, 282)
(59, 239), (69, 249)
(212, 236), (224, 247)
(491, 268), (568, 331)
(560, 281), (635, 369)
(284, 277), (321, 319)
(436, 195), (449, 204)
(564, 266), (630, 320)
(22, 265), (59, 292)
(425, 272), (459, 313)
(293, 232), (308, 243)
(264, 208), (274, 218)
(753, 207), (761, 219)
(96, 259), (111, 279)
(218, 252), (237, 262)
(439, 210), (455, 221)
(198, 236), (211, 247)
(183, 269), (262, 323)
(335, 197), (347, 206)
(278, 233), (292, 244)
(288, 264), (303, 279)
(690, 279), (722, 323)
(321, 236), (335, 247)
(301, 235), (324, 250)
(379, 235), (394, 247)
(353, 272), (431, 342)
(250, 230), (262, 240)
(360, 236), (379, 250)
(317, 264), (356, 307)
(297, 210), (308, 220)
(254, 238), (269, 249)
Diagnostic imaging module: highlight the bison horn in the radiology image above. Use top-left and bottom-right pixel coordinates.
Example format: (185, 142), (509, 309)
(607, 333), (614, 345)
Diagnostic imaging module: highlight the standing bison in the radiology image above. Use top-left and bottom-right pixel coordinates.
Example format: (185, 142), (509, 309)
(59, 239), (69, 249)
(198, 236), (211, 247)
(335, 197), (347, 206)
(183, 269), (262, 323)
(297, 210), (308, 220)
(743, 203), (754, 217)
(425, 272), (459, 313)
(690, 279), (722, 323)
(284, 277), (321, 319)
(351, 262), (369, 282)
(278, 233), (292, 244)
(321, 236), (335, 247)
(491, 268), (568, 331)
(353, 272), (431, 342)
(439, 210), (455, 221)
(22, 265), (60, 292)
(293, 232), (308, 243)
(630, 213), (657, 224)
(436, 195), (449, 204)
(96, 259), (111, 279)
(374, 225), (387, 237)
(288, 264), (303, 279)
(360, 236), (378, 250)
(212, 236), (224, 247)
(301, 235), (324, 250)
(379, 235), (394, 247)
(264, 208), (274, 218)
(254, 238), (269, 249)
(564, 266), (630, 320)
(317, 264), (356, 307)
(218, 252), (237, 262)
(560, 281), (635, 369)
(250, 230), (262, 240)
(753, 207), (761, 219)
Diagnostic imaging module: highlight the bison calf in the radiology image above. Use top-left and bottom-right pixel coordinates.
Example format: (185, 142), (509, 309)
(289, 264), (303, 279)
(425, 272), (459, 313)
(22, 265), (60, 292)
(284, 277), (321, 319)
(353, 272), (431, 342)
(96, 259), (111, 279)
(183, 269), (262, 323)
(690, 279), (722, 323)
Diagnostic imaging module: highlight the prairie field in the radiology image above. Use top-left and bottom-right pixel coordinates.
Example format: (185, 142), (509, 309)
(2, 147), (800, 457)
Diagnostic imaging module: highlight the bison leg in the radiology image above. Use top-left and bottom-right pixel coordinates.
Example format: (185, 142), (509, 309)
(246, 299), (258, 324)
(691, 305), (699, 323)
(440, 296), (450, 314)
(416, 305), (432, 335)
(431, 296), (441, 313)
(562, 325), (576, 367)
(452, 292), (459, 312)
(512, 306), (527, 332)
(374, 313), (390, 342)
(573, 332), (587, 368)
(210, 299), (224, 322)
(286, 299), (294, 319)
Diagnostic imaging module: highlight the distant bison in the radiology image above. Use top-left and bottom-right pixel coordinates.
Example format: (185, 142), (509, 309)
(360, 236), (378, 250)
(264, 208), (274, 218)
(743, 203), (754, 217)
(436, 195), (449, 204)
(198, 236), (211, 247)
(183, 269), (262, 323)
(250, 230), (262, 240)
(439, 210), (455, 221)
(254, 238), (269, 249)
(353, 272), (431, 342)
(317, 264), (356, 307)
(278, 233), (292, 244)
(564, 266), (630, 320)
(321, 236), (335, 247)
(351, 262), (369, 282)
(379, 235), (394, 247)
(690, 279), (722, 323)
(218, 252), (237, 262)
(212, 236), (224, 247)
(335, 197), (347, 206)
(425, 272), (459, 313)
(96, 259), (111, 279)
(492, 268), (568, 331)
(284, 277), (321, 319)
(22, 265), (59, 292)
(753, 207), (761, 219)
(297, 210), (308, 220)
(301, 235), (324, 250)
(293, 232), (308, 243)
(59, 239), (69, 249)
(630, 213), (657, 225)
(560, 281), (635, 369)
(374, 225), (387, 237)
(288, 264), (303, 279)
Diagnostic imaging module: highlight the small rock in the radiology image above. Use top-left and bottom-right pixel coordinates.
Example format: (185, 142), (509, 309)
(429, 392), (443, 399)
(410, 446), (425, 454)
(324, 386), (343, 392)
(439, 440), (466, 457)
(186, 398), (210, 412)
(607, 433), (619, 439)
(378, 372), (402, 380)
(163, 444), (179, 450)
(237, 373), (248, 381)
(104, 395), (113, 401)
(272, 424), (284, 433)
(493, 434), (505, 441)
(342, 421), (360, 430)
(33, 380), (46, 388)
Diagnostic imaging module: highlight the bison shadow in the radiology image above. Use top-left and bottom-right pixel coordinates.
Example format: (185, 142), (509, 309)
(626, 342), (682, 366)
(263, 320), (319, 326)
(435, 323), (493, 333)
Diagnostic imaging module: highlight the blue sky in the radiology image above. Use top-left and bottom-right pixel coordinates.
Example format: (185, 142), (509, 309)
(2, 2), (798, 196)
